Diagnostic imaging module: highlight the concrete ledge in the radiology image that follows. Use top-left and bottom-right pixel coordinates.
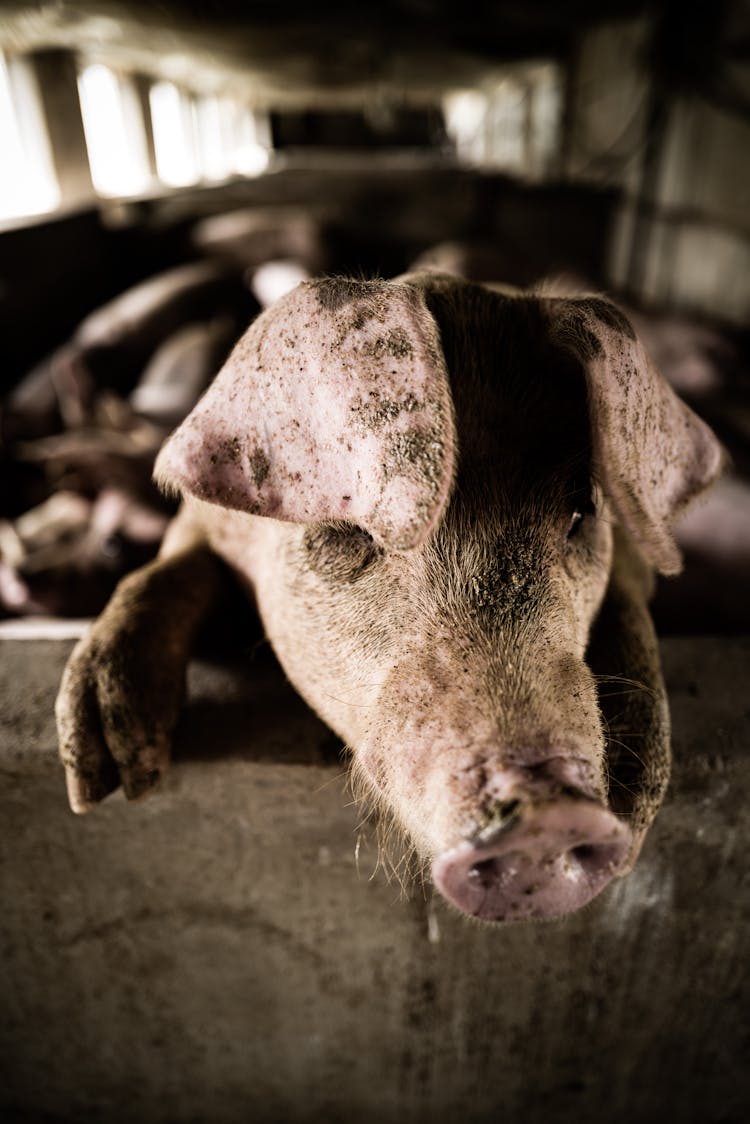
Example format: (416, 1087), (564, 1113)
(1, 637), (748, 1124)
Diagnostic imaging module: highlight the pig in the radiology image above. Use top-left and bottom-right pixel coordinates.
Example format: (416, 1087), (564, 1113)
(2, 395), (172, 617)
(2, 345), (95, 443)
(2, 264), (256, 446)
(0, 488), (169, 618)
(191, 207), (331, 276)
(70, 262), (257, 397)
(128, 316), (239, 428)
(652, 473), (750, 633)
(55, 273), (721, 922)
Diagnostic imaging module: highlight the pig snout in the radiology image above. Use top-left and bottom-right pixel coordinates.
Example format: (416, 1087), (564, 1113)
(432, 764), (632, 923)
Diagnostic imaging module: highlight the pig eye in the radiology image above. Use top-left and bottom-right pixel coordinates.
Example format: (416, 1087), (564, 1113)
(304, 521), (381, 580)
(566, 499), (596, 542)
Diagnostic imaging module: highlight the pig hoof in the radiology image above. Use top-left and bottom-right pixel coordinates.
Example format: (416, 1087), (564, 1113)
(55, 628), (181, 813)
(432, 797), (632, 922)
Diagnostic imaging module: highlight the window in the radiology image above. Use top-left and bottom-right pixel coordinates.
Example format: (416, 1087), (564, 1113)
(194, 95), (235, 181)
(149, 80), (200, 188)
(0, 51), (59, 222)
(229, 105), (271, 177)
(77, 63), (151, 197)
(444, 63), (562, 179)
(194, 95), (271, 180)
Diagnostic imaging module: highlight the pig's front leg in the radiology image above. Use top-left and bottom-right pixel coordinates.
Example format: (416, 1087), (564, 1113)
(56, 520), (223, 812)
(587, 529), (671, 867)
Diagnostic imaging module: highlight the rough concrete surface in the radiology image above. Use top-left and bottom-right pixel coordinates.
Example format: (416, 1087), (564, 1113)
(1, 636), (748, 1124)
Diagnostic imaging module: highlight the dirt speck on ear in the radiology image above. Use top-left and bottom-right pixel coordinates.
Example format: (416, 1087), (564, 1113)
(249, 448), (270, 488)
(320, 284), (391, 351)
(353, 392), (421, 430)
(349, 303), (379, 332)
(363, 328), (414, 360)
(385, 426), (445, 489)
(207, 435), (242, 468)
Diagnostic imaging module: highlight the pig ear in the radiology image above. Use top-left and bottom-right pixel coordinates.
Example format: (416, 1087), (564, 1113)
(546, 297), (721, 575)
(155, 278), (456, 550)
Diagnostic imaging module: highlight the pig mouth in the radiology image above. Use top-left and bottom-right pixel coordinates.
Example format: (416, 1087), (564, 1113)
(431, 796), (632, 922)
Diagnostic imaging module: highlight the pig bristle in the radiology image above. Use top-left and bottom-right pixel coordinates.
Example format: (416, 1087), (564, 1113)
(348, 753), (425, 897)
(152, 452), (182, 500)
(533, 274), (602, 299)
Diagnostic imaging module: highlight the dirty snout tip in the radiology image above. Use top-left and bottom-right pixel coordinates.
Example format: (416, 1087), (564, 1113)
(431, 797), (632, 923)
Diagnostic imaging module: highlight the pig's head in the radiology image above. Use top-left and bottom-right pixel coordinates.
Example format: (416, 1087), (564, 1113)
(156, 274), (720, 922)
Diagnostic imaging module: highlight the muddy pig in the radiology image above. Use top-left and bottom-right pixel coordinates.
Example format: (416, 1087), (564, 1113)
(55, 273), (721, 922)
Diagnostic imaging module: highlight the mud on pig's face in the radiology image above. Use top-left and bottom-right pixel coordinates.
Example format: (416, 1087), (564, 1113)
(156, 274), (721, 921)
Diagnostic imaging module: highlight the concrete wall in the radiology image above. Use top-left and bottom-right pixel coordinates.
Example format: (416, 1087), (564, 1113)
(1, 636), (748, 1123)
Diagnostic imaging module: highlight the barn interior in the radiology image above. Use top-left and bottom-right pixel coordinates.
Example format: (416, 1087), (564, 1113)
(0, 2), (748, 1122)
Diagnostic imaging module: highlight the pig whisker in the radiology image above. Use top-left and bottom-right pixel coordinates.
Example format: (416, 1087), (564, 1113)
(321, 691), (378, 709)
(368, 810), (419, 896)
(382, 852), (421, 899)
(597, 686), (654, 699)
(348, 753), (434, 899)
(604, 735), (651, 771)
(312, 769), (350, 794)
(604, 768), (641, 794)
(604, 727), (646, 751)
(595, 676), (650, 689)
(594, 672), (656, 696)
(373, 822), (415, 894)
(347, 762), (417, 894)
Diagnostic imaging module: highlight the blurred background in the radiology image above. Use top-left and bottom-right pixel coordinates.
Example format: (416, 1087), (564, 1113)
(0, 0), (748, 627)
(1, 8), (749, 1124)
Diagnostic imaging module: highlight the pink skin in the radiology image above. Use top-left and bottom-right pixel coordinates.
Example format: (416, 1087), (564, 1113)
(430, 752), (630, 922)
(192, 503), (629, 924)
(157, 277), (718, 920)
(236, 507), (632, 922)
(156, 279), (456, 552)
(58, 274), (721, 923)
(433, 793), (632, 922)
(1, 489), (168, 616)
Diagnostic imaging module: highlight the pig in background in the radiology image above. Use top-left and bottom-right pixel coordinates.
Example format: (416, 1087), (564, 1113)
(0, 259), (260, 617)
(1, 260), (256, 443)
(0, 208), (338, 618)
(55, 271), (721, 923)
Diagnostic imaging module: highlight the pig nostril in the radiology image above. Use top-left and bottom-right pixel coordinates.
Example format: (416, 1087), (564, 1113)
(468, 857), (498, 887)
(567, 841), (621, 878)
